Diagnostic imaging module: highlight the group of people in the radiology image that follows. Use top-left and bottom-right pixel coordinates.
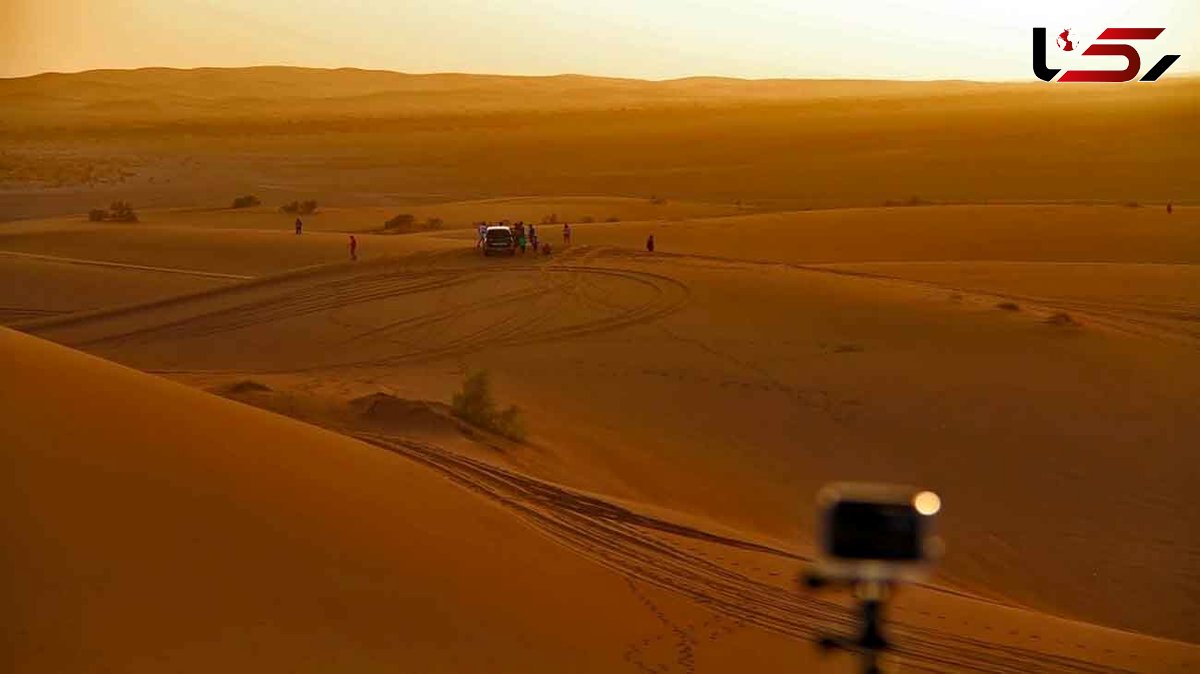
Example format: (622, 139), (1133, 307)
(472, 220), (659, 255)
(299, 215), (657, 264)
(476, 220), (574, 255)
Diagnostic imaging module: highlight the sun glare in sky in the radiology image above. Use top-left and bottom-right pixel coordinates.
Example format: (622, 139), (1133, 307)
(3, 0), (1196, 79)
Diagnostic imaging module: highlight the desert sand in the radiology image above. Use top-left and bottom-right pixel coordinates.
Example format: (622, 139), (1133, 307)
(3, 68), (1199, 672)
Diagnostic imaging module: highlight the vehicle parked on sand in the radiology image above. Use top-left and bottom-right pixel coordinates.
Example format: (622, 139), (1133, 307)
(483, 225), (516, 256)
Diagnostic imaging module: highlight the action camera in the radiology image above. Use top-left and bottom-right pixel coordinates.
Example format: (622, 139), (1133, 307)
(814, 482), (942, 583)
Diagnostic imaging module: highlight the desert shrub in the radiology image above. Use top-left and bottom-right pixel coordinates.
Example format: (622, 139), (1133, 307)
(579, 215), (595, 223)
(450, 370), (525, 441)
(280, 199), (319, 215)
(883, 195), (932, 207)
(225, 380), (272, 394)
(1046, 311), (1079, 327)
(88, 209), (107, 222)
(425, 216), (444, 229)
(996, 302), (1020, 311)
(541, 213), (560, 225)
(231, 194), (261, 209)
(649, 195), (667, 205)
(605, 216), (620, 223)
(384, 213), (415, 230)
(107, 201), (138, 222)
(1123, 201), (1141, 208)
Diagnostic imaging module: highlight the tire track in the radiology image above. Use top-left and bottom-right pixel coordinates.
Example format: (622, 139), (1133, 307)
(95, 263), (689, 375)
(74, 270), (482, 347)
(356, 432), (1140, 674)
(599, 248), (1200, 347)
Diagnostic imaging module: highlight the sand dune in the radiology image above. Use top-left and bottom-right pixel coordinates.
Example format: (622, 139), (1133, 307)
(5, 326), (1198, 673)
(15, 203), (1199, 648)
(4, 65), (1197, 670)
(2, 68), (1194, 221)
(2, 326), (827, 672)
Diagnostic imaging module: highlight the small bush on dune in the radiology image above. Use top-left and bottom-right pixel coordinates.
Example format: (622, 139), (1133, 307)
(996, 302), (1020, 311)
(883, 195), (933, 207)
(89, 201), (138, 222)
(1046, 311), (1080, 327)
(451, 370), (525, 441)
(109, 201), (138, 222)
(383, 213), (444, 232)
(605, 216), (620, 223)
(231, 194), (261, 209)
(280, 199), (318, 215)
(226, 379), (272, 394)
(579, 215), (595, 223)
(384, 213), (415, 230)
(541, 213), (560, 225)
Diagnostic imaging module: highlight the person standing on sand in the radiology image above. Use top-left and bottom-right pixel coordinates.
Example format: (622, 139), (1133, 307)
(1168, 201), (1173, 215)
(529, 223), (538, 250)
(518, 230), (528, 254)
(295, 217), (303, 235)
(646, 233), (655, 253)
(563, 223), (571, 245)
(477, 222), (487, 249)
(349, 235), (358, 261)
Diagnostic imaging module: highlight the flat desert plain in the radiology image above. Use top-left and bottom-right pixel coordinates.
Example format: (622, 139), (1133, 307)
(3, 69), (1199, 673)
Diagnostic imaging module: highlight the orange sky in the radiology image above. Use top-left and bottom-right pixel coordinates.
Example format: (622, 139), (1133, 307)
(3, 0), (1196, 80)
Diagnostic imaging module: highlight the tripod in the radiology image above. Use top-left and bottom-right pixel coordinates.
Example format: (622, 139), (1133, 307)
(806, 574), (893, 674)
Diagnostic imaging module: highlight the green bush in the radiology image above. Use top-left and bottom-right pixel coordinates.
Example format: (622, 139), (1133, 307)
(451, 370), (525, 441)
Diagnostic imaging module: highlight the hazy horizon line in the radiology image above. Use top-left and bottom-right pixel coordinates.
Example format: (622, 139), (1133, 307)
(8, 63), (1198, 85)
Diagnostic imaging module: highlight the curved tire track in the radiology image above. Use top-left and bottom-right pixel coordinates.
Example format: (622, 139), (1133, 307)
(357, 433), (1143, 674)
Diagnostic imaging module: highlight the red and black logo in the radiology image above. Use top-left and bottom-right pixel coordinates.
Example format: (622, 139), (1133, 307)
(1033, 27), (1180, 83)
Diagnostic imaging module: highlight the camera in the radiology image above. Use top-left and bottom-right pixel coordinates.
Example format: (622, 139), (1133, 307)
(814, 482), (943, 583)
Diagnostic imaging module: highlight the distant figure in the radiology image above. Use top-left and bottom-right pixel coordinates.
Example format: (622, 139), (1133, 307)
(477, 222), (487, 248)
(295, 217), (303, 235)
(563, 223), (571, 245)
(646, 233), (655, 253)
(529, 224), (538, 249)
(349, 235), (358, 261)
(1167, 201), (1173, 215)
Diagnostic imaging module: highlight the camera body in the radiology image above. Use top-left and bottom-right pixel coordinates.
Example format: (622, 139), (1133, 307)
(814, 482), (942, 583)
